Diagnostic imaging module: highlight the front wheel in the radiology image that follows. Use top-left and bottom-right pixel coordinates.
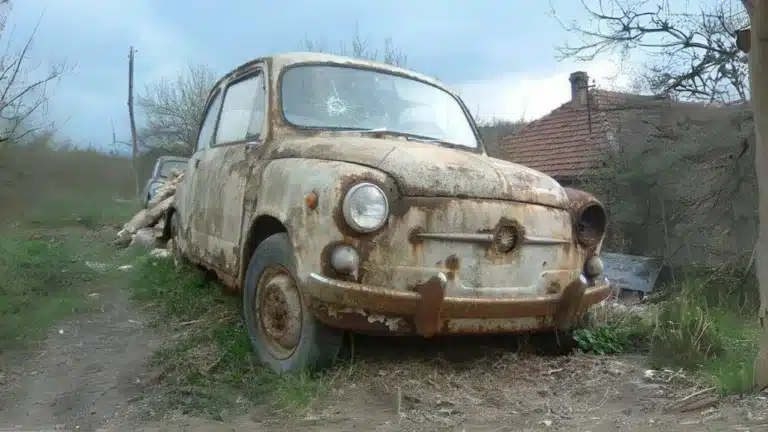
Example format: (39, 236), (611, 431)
(243, 233), (342, 374)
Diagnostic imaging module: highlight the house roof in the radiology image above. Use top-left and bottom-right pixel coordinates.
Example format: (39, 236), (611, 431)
(499, 89), (668, 178)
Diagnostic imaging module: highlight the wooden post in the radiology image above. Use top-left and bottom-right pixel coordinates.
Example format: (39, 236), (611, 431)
(127, 46), (140, 198)
(742, 0), (768, 390)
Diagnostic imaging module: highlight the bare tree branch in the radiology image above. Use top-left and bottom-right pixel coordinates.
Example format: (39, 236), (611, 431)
(475, 116), (527, 158)
(299, 27), (408, 67)
(0, 10), (68, 148)
(137, 63), (216, 155)
(552, 0), (749, 103)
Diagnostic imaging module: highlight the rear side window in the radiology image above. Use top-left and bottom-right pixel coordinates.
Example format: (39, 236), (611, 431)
(215, 72), (265, 144)
(195, 90), (222, 152)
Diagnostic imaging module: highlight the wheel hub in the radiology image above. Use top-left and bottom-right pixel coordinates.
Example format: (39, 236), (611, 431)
(256, 266), (302, 359)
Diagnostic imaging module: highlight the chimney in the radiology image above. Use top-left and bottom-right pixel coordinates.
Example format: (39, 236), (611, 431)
(569, 71), (589, 109)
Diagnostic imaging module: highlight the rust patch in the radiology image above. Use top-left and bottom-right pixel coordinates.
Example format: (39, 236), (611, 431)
(408, 226), (425, 258)
(547, 281), (561, 294)
(412, 276), (446, 337)
(439, 317), (552, 334)
(408, 226), (425, 245)
(310, 304), (410, 334)
(305, 189), (319, 210)
(355, 237), (377, 282)
(444, 254), (459, 270)
(444, 254), (459, 281)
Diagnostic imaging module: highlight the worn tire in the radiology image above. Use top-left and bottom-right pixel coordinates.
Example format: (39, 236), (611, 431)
(243, 233), (342, 374)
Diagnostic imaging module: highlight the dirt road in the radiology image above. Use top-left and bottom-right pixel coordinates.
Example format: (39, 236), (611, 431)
(1, 236), (767, 431)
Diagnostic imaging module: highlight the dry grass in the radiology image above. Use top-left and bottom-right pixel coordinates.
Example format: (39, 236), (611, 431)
(316, 348), (700, 430)
(123, 247), (725, 429)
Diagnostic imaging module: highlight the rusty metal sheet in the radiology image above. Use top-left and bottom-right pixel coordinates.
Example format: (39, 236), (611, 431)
(600, 252), (663, 294)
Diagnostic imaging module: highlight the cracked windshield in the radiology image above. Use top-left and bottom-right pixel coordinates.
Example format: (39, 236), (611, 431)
(281, 64), (479, 148)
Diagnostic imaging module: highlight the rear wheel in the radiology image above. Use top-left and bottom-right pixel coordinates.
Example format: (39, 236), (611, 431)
(243, 233), (342, 373)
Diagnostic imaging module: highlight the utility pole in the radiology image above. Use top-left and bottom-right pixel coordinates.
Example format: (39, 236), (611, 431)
(127, 46), (140, 197)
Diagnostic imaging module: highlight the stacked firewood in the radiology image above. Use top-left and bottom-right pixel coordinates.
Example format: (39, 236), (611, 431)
(114, 169), (185, 248)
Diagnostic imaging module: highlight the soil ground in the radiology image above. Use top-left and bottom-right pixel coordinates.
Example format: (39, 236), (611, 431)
(1, 228), (767, 432)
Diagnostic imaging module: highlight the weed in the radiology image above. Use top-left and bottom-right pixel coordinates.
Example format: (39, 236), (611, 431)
(127, 254), (332, 420)
(583, 276), (759, 395)
(0, 230), (98, 353)
(574, 325), (633, 355)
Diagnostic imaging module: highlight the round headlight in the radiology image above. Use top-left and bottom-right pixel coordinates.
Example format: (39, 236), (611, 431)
(342, 182), (389, 233)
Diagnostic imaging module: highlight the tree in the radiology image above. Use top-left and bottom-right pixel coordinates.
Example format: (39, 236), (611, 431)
(0, 12), (67, 148)
(475, 117), (527, 158)
(740, 0), (768, 390)
(299, 29), (408, 67)
(137, 63), (217, 155)
(553, 0), (750, 103)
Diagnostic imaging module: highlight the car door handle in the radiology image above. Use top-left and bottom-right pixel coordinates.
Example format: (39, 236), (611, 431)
(194, 158), (200, 168)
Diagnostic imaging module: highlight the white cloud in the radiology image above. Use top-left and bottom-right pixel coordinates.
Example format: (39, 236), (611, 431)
(454, 58), (633, 122)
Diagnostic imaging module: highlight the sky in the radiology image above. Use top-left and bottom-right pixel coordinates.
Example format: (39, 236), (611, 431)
(3, 0), (650, 149)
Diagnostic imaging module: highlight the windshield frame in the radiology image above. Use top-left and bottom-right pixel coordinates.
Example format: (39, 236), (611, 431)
(155, 159), (188, 178)
(277, 61), (486, 155)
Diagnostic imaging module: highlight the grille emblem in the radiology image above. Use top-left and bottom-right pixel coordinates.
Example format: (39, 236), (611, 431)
(493, 223), (520, 253)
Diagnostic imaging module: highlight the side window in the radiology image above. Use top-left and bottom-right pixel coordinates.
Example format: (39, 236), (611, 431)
(215, 72), (265, 144)
(195, 90), (222, 152)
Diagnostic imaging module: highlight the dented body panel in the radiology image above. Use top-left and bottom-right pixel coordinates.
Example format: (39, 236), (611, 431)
(171, 52), (611, 337)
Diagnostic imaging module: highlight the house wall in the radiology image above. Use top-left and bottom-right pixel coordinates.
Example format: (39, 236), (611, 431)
(574, 104), (757, 270)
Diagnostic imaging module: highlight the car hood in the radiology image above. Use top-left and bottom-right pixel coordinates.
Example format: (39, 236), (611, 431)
(269, 137), (569, 209)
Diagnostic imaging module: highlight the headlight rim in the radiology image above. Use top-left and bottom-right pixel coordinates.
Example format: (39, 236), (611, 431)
(341, 181), (390, 233)
(575, 203), (607, 248)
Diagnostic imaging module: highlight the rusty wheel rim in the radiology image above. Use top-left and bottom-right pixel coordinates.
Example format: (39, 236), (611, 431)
(255, 265), (303, 360)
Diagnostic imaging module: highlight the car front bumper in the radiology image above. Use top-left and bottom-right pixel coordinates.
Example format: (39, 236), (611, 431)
(304, 272), (611, 336)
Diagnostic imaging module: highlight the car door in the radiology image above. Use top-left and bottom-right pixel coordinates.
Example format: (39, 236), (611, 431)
(195, 66), (268, 278)
(177, 85), (224, 260)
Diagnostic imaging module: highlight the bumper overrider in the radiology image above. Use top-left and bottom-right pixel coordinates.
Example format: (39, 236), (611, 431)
(304, 272), (611, 336)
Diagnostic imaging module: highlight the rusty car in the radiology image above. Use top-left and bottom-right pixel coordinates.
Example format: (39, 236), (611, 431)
(163, 52), (611, 374)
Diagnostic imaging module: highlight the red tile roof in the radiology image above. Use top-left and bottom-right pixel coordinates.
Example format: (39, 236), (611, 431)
(499, 90), (665, 178)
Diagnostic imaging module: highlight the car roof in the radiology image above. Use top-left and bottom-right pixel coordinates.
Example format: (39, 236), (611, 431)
(216, 52), (454, 95)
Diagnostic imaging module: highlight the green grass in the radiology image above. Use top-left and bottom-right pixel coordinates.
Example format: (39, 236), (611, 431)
(576, 275), (760, 395)
(0, 229), (100, 353)
(127, 254), (333, 420)
(20, 193), (138, 229)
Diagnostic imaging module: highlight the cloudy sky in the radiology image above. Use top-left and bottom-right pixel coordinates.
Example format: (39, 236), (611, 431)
(4, 0), (657, 148)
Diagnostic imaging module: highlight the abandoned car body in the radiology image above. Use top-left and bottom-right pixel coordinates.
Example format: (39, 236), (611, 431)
(165, 52), (611, 373)
(141, 155), (189, 208)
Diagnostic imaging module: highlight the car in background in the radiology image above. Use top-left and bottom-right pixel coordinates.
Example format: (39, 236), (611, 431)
(141, 155), (188, 208)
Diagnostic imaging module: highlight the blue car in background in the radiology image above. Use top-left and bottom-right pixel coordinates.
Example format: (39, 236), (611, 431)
(141, 155), (188, 208)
